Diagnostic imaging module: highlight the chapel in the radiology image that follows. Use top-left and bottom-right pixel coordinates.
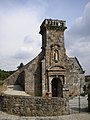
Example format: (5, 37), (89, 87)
(2, 19), (85, 97)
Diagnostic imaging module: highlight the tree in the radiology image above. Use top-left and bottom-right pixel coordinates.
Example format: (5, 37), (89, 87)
(0, 69), (12, 81)
(85, 75), (90, 82)
(17, 63), (24, 69)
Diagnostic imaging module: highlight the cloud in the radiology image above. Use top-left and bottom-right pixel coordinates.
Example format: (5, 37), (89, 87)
(0, 0), (46, 70)
(14, 46), (33, 59)
(0, 0), (90, 75)
(24, 36), (33, 43)
(65, 2), (90, 74)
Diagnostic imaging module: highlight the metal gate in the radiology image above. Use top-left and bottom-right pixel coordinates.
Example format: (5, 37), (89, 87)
(69, 95), (88, 114)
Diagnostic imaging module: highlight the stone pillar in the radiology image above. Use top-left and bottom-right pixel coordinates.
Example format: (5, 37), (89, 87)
(63, 88), (69, 113)
(48, 76), (53, 97)
(41, 59), (46, 96)
(63, 89), (69, 98)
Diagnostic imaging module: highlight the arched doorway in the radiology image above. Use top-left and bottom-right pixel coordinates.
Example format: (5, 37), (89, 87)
(52, 78), (63, 97)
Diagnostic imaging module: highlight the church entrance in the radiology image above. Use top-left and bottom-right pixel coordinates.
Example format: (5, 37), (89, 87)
(52, 78), (63, 97)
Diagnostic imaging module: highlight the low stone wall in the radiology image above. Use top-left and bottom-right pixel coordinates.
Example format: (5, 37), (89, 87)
(0, 94), (69, 116)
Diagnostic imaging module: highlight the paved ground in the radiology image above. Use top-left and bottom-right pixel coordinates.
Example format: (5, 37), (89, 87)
(3, 85), (30, 96)
(0, 111), (90, 120)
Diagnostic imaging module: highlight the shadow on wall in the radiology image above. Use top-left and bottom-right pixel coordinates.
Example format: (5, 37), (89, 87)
(34, 61), (42, 96)
(14, 71), (25, 91)
(13, 85), (23, 91)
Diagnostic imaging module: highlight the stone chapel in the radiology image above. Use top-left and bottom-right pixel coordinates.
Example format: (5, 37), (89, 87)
(1, 19), (85, 97)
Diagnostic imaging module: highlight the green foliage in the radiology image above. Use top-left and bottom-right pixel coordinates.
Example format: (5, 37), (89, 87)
(0, 62), (24, 81)
(17, 63), (24, 69)
(85, 75), (90, 82)
(0, 69), (14, 81)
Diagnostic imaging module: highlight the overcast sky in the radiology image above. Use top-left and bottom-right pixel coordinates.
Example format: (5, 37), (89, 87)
(0, 0), (90, 75)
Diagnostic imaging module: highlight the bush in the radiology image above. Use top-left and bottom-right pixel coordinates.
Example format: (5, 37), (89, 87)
(0, 69), (14, 81)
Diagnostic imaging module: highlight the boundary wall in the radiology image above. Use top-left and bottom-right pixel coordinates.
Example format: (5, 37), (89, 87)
(0, 94), (69, 116)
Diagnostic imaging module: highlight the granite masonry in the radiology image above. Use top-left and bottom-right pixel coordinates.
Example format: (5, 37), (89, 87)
(0, 93), (69, 116)
(0, 19), (85, 116)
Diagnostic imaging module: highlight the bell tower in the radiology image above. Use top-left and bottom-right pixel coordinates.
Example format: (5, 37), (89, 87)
(40, 19), (67, 97)
(40, 19), (67, 68)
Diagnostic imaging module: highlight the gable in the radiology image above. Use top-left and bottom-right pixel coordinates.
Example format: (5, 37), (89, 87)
(69, 57), (85, 74)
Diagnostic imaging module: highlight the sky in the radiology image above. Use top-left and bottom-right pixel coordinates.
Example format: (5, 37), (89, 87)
(0, 0), (90, 75)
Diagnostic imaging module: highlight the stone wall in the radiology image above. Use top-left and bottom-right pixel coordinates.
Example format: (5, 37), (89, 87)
(24, 53), (43, 96)
(0, 82), (7, 92)
(0, 93), (69, 116)
(0, 53), (43, 96)
(0, 69), (24, 93)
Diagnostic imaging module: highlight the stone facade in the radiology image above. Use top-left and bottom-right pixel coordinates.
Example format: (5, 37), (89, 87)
(0, 19), (85, 116)
(1, 19), (85, 97)
(66, 57), (85, 96)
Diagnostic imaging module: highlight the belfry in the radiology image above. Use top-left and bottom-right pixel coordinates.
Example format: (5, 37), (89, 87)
(39, 19), (67, 97)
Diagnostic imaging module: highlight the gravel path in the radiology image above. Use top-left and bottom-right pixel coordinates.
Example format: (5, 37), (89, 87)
(0, 111), (90, 120)
(3, 85), (30, 96)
